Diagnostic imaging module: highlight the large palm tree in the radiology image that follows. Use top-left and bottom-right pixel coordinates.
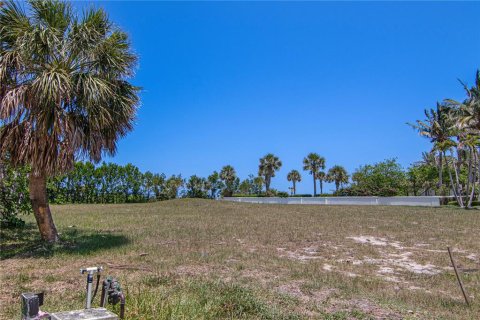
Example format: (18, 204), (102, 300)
(258, 153), (282, 193)
(327, 165), (349, 192)
(302, 153), (325, 196)
(0, 1), (139, 242)
(408, 104), (453, 191)
(446, 71), (480, 203)
(286, 170), (301, 195)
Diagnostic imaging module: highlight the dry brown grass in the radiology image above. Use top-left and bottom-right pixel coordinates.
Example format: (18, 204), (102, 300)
(1, 199), (479, 319)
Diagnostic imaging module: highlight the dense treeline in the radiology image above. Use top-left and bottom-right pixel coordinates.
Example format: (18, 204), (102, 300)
(48, 162), (184, 204)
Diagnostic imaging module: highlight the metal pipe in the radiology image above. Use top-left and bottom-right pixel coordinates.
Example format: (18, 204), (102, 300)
(119, 293), (126, 319)
(80, 266), (102, 309)
(100, 280), (108, 307)
(86, 273), (93, 309)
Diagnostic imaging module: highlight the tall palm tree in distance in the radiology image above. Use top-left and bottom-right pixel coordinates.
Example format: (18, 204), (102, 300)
(220, 165), (237, 197)
(258, 153), (282, 193)
(316, 171), (326, 194)
(302, 153), (325, 196)
(327, 165), (349, 192)
(0, 1), (139, 241)
(287, 170), (301, 195)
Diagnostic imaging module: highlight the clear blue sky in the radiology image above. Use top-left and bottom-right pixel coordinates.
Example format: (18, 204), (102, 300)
(77, 1), (479, 194)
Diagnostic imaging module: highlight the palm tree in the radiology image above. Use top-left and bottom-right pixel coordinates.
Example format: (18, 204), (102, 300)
(408, 103), (453, 191)
(220, 165), (237, 197)
(286, 170), (301, 195)
(316, 171), (326, 194)
(327, 165), (349, 192)
(446, 72), (480, 204)
(450, 70), (480, 132)
(302, 153), (325, 196)
(0, 1), (139, 242)
(258, 154), (282, 193)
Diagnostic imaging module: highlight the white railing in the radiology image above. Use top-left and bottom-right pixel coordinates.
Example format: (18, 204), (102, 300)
(221, 196), (441, 207)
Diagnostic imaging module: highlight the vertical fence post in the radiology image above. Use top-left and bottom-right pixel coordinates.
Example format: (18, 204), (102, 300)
(447, 247), (470, 306)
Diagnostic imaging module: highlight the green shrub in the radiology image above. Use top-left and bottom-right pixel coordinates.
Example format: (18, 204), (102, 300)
(232, 194), (265, 198)
(277, 191), (289, 198)
(0, 159), (30, 228)
(265, 189), (278, 197)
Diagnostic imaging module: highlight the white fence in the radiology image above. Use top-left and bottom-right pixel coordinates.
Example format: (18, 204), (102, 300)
(221, 196), (441, 207)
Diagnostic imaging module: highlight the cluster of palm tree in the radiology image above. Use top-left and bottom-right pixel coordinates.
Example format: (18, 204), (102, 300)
(213, 153), (349, 197)
(286, 153), (348, 196)
(410, 71), (480, 208)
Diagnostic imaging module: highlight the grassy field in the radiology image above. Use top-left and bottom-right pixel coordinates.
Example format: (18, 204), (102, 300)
(1, 199), (479, 319)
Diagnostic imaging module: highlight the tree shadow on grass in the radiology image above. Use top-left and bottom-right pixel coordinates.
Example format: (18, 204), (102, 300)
(0, 223), (130, 260)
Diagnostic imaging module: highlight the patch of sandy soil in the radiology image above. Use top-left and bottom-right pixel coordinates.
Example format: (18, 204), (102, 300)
(466, 253), (478, 262)
(347, 236), (442, 279)
(358, 252), (440, 276)
(275, 235), (445, 282)
(348, 235), (404, 249)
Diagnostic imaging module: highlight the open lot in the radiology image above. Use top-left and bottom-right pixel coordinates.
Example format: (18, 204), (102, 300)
(1, 199), (479, 319)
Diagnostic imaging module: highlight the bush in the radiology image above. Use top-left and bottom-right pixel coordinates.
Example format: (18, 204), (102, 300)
(265, 189), (278, 197)
(346, 159), (408, 196)
(277, 191), (289, 198)
(337, 185), (401, 197)
(0, 160), (30, 228)
(291, 194), (312, 197)
(0, 214), (26, 228)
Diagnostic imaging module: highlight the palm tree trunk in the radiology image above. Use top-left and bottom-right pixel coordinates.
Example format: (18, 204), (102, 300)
(478, 147), (480, 202)
(465, 148), (473, 207)
(335, 181), (339, 192)
(468, 150), (479, 207)
(451, 149), (465, 207)
(467, 163), (476, 208)
(320, 180), (323, 194)
(445, 151), (464, 208)
(29, 173), (59, 242)
(293, 181), (296, 195)
(313, 175), (316, 197)
(438, 152), (443, 190)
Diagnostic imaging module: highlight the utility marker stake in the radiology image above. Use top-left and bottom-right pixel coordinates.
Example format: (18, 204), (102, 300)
(447, 247), (470, 306)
